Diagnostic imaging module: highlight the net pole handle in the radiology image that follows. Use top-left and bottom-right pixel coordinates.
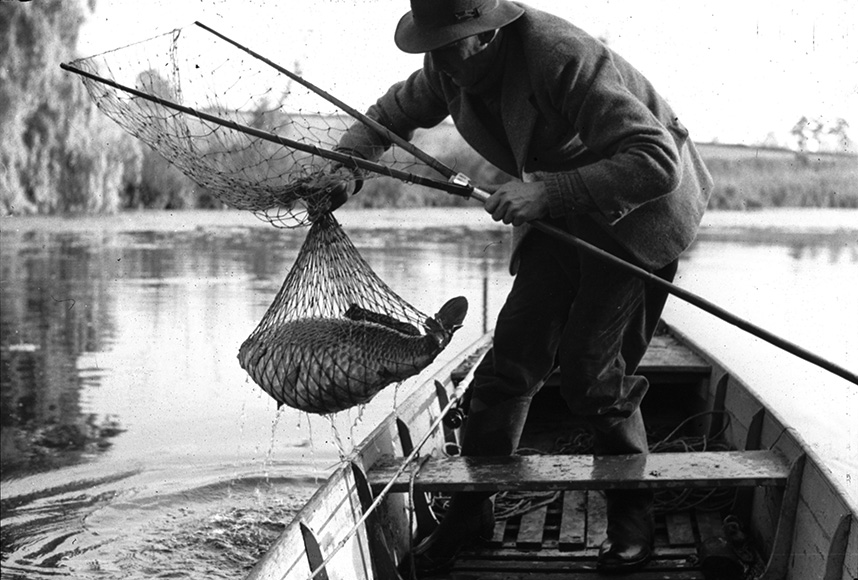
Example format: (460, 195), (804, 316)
(470, 185), (858, 386)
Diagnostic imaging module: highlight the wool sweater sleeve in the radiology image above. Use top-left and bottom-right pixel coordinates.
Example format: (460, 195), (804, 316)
(337, 66), (449, 162)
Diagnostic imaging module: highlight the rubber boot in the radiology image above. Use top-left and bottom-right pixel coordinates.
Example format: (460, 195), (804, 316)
(593, 408), (655, 574)
(599, 489), (655, 574)
(398, 396), (532, 578)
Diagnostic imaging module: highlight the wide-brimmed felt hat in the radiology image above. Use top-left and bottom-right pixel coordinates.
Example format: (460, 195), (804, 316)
(394, 0), (525, 54)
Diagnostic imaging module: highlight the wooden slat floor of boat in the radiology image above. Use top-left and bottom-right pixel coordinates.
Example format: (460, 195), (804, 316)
(430, 492), (728, 579)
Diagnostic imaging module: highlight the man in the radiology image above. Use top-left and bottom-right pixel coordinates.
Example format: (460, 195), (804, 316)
(332, 0), (712, 575)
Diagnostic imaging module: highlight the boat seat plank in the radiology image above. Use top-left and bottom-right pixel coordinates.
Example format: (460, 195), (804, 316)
(542, 332), (710, 389)
(637, 333), (711, 375)
(368, 450), (790, 494)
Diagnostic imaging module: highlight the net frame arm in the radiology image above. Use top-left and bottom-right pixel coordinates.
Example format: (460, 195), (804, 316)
(59, 62), (472, 198)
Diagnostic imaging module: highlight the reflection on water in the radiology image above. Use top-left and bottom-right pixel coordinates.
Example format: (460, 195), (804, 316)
(1, 208), (855, 578)
(669, 217), (858, 505)
(0, 209), (510, 579)
(1, 224), (296, 477)
(1, 233), (117, 474)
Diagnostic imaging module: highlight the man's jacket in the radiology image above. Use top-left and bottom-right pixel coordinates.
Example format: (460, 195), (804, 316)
(339, 3), (713, 271)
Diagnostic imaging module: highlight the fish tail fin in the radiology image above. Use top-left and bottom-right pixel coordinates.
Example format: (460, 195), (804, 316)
(435, 296), (468, 329)
(426, 296), (468, 340)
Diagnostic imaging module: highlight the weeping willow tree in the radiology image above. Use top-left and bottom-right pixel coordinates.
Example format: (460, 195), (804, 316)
(0, 0), (140, 215)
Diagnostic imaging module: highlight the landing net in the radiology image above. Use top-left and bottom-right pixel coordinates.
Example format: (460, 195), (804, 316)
(66, 24), (468, 414)
(67, 23), (432, 228)
(237, 214), (465, 414)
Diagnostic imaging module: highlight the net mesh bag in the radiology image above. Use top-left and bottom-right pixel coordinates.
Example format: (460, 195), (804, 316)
(238, 213), (467, 414)
(67, 24), (434, 228)
(66, 24), (470, 413)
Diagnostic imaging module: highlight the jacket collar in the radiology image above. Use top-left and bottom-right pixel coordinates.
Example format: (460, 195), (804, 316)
(448, 28), (538, 177)
(499, 30), (538, 175)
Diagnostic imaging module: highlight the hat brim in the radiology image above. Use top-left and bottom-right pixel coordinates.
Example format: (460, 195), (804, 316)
(394, 1), (524, 54)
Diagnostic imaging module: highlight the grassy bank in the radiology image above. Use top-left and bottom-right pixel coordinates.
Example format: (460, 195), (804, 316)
(695, 143), (858, 210)
(316, 122), (858, 210)
(348, 137), (858, 211)
(4, 109), (856, 214)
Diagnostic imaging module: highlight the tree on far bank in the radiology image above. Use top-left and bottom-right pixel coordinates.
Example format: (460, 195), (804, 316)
(791, 116), (854, 154)
(1, 0), (139, 215)
(827, 118), (853, 152)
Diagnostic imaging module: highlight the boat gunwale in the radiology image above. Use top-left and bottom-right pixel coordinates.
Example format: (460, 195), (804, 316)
(348, 332), (493, 467)
(668, 323), (858, 515)
(668, 323), (858, 580)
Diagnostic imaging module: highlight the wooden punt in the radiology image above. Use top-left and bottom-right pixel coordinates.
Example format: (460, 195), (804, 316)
(246, 323), (857, 580)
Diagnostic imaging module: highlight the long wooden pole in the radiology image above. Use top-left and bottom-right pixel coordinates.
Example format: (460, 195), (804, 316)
(61, 57), (857, 386)
(465, 190), (858, 386)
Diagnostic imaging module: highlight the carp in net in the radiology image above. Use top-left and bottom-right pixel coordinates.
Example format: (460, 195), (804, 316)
(238, 213), (467, 414)
(64, 23), (470, 413)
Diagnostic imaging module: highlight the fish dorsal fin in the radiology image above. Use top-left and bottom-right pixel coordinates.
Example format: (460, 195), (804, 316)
(344, 303), (421, 336)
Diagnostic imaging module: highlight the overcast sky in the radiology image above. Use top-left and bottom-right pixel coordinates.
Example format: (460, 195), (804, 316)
(77, 0), (857, 149)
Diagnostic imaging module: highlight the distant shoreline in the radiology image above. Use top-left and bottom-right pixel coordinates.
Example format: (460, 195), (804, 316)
(3, 207), (856, 240)
(694, 141), (858, 161)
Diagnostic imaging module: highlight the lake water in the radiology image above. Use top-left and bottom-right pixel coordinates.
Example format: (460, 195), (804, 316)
(1, 207), (856, 579)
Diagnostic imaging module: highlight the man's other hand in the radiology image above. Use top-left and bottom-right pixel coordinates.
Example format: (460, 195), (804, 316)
(310, 166), (357, 213)
(484, 181), (549, 226)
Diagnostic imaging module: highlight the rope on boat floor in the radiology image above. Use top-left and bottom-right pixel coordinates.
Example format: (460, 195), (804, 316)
(650, 410), (736, 514)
